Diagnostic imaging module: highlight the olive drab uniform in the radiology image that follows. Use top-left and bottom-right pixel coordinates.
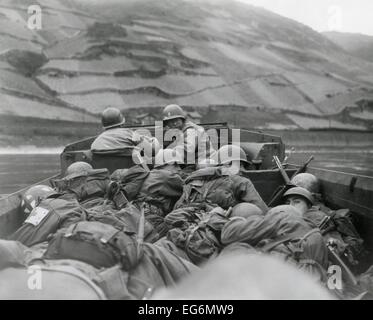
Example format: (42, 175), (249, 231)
(9, 193), (86, 247)
(86, 201), (159, 243)
(54, 169), (110, 203)
(109, 165), (184, 238)
(163, 206), (230, 265)
(138, 168), (184, 214)
(30, 243), (198, 300)
(174, 167), (268, 213)
(110, 165), (149, 202)
(221, 209), (328, 282)
(44, 221), (141, 269)
(9, 169), (111, 247)
(91, 127), (143, 152)
(303, 206), (365, 264)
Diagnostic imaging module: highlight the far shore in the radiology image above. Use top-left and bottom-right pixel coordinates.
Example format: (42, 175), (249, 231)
(1, 128), (372, 153)
(0, 147), (63, 154)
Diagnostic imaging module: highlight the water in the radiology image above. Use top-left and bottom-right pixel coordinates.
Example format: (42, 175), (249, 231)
(0, 149), (372, 195)
(288, 149), (373, 177)
(0, 153), (60, 195)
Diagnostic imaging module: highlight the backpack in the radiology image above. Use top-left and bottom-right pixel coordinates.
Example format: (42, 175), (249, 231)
(52, 169), (110, 202)
(112, 165), (149, 201)
(176, 175), (236, 210)
(259, 228), (328, 281)
(87, 202), (160, 243)
(166, 207), (228, 265)
(44, 221), (141, 270)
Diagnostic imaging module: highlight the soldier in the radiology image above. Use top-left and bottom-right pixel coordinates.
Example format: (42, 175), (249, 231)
(291, 173), (321, 194)
(9, 184), (85, 247)
(162, 104), (215, 172)
(290, 173), (325, 208)
(9, 162), (111, 247)
(289, 173), (365, 261)
(283, 187), (316, 217)
(283, 186), (364, 265)
(108, 153), (185, 238)
(20, 184), (56, 216)
(174, 145), (268, 213)
(217, 144), (252, 175)
(221, 205), (329, 282)
(91, 107), (159, 161)
(161, 203), (263, 265)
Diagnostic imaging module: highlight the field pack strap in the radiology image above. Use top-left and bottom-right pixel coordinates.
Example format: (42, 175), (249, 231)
(261, 228), (319, 253)
(185, 176), (229, 206)
(63, 223), (120, 244)
(184, 223), (220, 264)
(64, 223), (78, 238)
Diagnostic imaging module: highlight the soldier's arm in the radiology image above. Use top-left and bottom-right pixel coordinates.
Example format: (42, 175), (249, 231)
(206, 211), (230, 232)
(297, 232), (329, 282)
(221, 216), (271, 245)
(58, 201), (87, 230)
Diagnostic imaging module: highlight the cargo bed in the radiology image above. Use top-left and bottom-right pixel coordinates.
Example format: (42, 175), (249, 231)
(0, 124), (372, 267)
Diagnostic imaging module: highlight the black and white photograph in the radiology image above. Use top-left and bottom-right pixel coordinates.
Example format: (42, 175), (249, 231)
(0, 0), (372, 302)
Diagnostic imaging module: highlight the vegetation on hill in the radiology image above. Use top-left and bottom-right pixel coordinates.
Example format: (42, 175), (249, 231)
(0, 0), (373, 142)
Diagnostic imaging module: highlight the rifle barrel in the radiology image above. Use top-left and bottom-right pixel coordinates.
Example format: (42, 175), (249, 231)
(292, 156), (314, 178)
(274, 156), (291, 184)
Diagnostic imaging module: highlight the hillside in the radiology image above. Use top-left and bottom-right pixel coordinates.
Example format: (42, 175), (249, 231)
(1, 0), (373, 135)
(324, 31), (373, 64)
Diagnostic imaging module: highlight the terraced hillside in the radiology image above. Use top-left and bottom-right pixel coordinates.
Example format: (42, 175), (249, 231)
(324, 31), (373, 64)
(1, 0), (373, 132)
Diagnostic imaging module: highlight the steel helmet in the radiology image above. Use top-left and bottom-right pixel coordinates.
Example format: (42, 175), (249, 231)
(231, 203), (263, 219)
(154, 148), (183, 167)
(284, 187), (315, 206)
(21, 185), (55, 215)
(218, 145), (250, 165)
(65, 161), (93, 177)
(162, 104), (186, 122)
(101, 107), (125, 130)
(290, 173), (320, 194)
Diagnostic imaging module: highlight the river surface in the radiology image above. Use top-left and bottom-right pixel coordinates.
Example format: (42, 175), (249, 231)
(0, 149), (373, 195)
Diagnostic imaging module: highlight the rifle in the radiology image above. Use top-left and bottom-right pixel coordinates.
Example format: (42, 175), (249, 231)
(318, 215), (331, 233)
(268, 155), (314, 207)
(290, 155), (314, 179)
(274, 156), (291, 184)
(327, 240), (358, 286)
